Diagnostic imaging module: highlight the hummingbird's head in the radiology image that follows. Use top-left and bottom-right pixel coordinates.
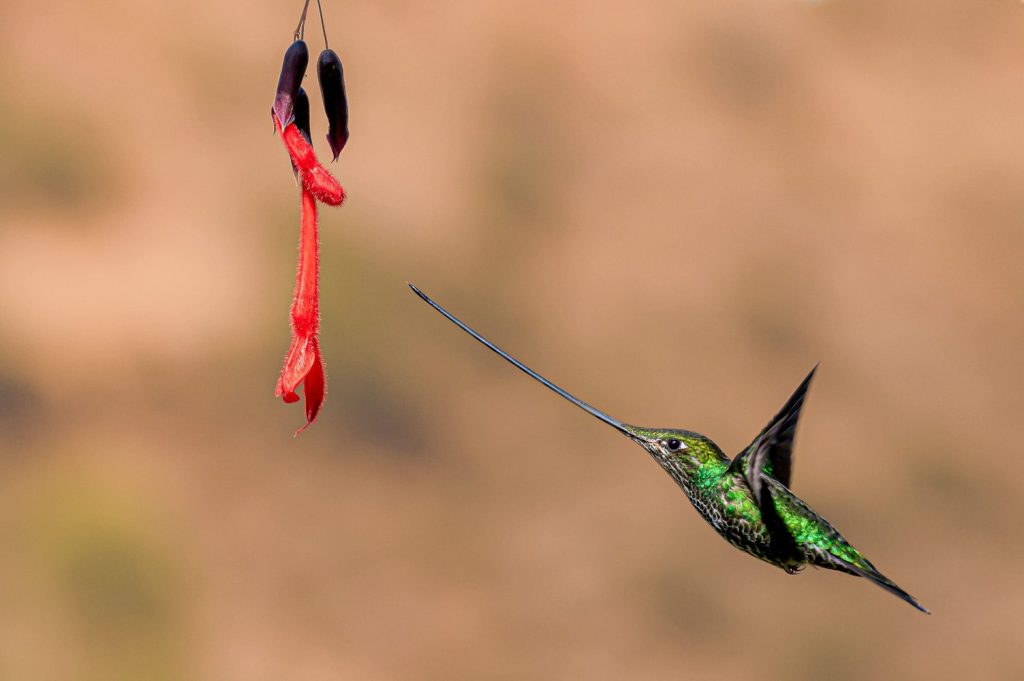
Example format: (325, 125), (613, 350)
(621, 426), (728, 472)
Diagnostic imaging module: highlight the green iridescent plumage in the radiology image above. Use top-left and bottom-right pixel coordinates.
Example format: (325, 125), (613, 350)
(411, 284), (928, 614)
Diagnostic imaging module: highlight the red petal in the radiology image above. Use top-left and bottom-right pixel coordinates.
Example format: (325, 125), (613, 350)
(276, 333), (317, 400)
(302, 167), (345, 206)
(277, 120), (346, 206)
(294, 339), (326, 436)
(276, 118), (317, 171)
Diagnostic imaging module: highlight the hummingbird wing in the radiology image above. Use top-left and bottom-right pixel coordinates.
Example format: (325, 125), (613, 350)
(757, 480), (803, 565)
(728, 365), (818, 491)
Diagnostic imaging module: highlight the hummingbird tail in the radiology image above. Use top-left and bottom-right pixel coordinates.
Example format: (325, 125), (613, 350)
(819, 551), (930, 614)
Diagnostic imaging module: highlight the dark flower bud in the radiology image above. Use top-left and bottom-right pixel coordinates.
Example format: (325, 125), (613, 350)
(288, 88), (312, 178)
(272, 40), (309, 129)
(294, 88), (312, 144)
(317, 49), (349, 161)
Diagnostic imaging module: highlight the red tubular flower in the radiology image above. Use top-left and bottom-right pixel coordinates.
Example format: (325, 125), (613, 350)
(272, 120), (342, 434)
(272, 116), (343, 435)
(275, 188), (325, 435)
(271, 28), (348, 435)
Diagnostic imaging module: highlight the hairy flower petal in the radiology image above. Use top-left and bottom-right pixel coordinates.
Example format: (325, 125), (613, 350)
(276, 118), (346, 206)
(275, 188), (325, 435)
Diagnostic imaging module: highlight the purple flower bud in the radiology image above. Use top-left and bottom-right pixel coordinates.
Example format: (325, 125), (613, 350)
(272, 40), (309, 129)
(288, 88), (313, 178)
(317, 49), (349, 161)
(294, 88), (312, 144)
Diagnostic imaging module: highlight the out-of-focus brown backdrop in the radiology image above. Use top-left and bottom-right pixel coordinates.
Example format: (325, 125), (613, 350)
(1, 0), (1022, 679)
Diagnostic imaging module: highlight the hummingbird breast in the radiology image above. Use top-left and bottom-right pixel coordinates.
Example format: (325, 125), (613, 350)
(698, 483), (795, 569)
(659, 457), (804, 571)
(651, 449), (865, 573)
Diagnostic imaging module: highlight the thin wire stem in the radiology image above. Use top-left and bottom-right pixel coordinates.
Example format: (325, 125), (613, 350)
(294, 0), (312, 41)
(315, 0), (329, 49)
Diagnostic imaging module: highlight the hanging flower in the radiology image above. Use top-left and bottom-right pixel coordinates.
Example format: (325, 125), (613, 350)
(270, 4), (349, 435)
(271, 117), (341, 434)
(274, 188), (326, 435)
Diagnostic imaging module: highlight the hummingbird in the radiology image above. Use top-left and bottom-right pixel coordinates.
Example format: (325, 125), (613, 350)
(410, 284), (928, 614)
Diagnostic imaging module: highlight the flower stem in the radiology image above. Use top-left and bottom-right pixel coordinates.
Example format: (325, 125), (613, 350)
(294, 0), (312, 41)
(316, 0), (329, 49)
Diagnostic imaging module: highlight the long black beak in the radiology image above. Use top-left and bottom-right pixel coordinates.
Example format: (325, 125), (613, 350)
(410, 284), (633, 438)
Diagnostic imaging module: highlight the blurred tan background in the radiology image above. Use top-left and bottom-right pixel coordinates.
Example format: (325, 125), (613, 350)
(2, 0), (1023, 679)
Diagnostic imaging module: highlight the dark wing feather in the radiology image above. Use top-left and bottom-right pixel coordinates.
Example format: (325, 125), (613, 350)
(757, 482), (802, 566)
(728, 365), (818, 492)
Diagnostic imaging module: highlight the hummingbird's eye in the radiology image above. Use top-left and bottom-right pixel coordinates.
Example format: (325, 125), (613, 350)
(666, 438), (684, 451)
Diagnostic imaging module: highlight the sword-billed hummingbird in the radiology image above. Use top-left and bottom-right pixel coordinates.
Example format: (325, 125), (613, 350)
(410, 284), (928, 614)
